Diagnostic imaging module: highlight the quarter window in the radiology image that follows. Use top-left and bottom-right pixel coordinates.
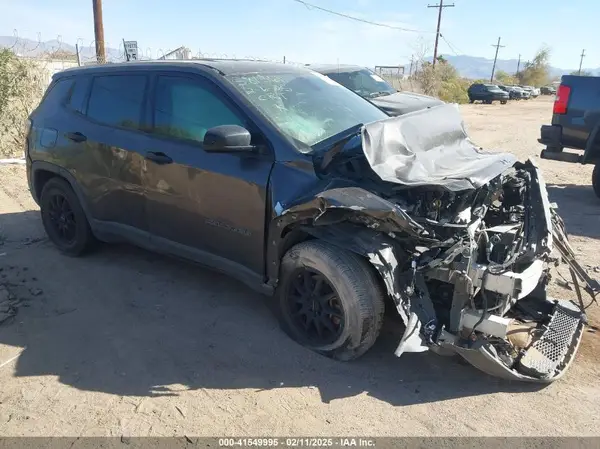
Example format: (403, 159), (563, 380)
(153, 76), (244, 144)
(67, 77), (91, 114)
(87, 75), (147, 130)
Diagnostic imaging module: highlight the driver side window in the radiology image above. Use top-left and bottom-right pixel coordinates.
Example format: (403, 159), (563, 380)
(153, 76), (244, 145)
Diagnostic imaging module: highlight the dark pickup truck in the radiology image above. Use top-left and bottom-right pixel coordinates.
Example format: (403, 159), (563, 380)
(538, 74), (600, 198)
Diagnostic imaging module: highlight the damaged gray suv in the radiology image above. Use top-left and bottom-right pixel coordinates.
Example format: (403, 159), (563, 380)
(27, 60), (599, 382)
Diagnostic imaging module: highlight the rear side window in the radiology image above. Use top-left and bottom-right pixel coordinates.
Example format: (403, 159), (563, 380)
(39, 78), (74, 112)
(67, 77), (91, 114)
(87, 75), (147, 130)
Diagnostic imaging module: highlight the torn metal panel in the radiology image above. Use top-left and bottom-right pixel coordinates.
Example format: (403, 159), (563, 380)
(361, 103), (518, 191)
(285, 186), (430, 239)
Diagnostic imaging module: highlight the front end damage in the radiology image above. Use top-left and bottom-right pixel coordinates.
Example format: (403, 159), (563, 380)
(272, 104), (599, 382)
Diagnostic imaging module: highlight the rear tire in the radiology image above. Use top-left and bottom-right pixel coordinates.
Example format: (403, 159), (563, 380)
(593, 165), (600, 200)
(277, 240), (385, 361)
(501, 100), (508, 105)
(40, 178), (95, 256)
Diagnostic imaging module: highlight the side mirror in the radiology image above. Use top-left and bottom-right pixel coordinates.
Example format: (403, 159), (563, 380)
(203, 125), (255, 153)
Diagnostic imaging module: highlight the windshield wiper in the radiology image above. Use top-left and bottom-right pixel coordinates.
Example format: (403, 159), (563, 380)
(368, 91), (393, 98)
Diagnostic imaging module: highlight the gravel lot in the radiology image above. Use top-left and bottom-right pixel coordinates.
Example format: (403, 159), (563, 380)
(0, 96), (599, 437)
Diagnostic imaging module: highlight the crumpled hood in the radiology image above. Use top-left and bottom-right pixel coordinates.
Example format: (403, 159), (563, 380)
(360, 103), (517, 191)
(370, 91), (444, 116)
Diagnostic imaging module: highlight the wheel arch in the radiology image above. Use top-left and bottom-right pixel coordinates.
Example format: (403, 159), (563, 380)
(31, 161), (92, 221)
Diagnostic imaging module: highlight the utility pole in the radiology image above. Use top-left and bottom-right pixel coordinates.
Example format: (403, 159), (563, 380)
(578, 49), (585, 75)
(490, 36), (505, 82)
(92, 0), (106, 63)
(409, 55), (414, 76)
(75, 43), (81, 67)
(516, 54), (521, 75)
(428, 0), (454, 67)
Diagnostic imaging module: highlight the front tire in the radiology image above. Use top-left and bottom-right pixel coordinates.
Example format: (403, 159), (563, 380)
(277, 240), (385, 361)
(40, 178), (95, 256)
(501, 100), (508, 104)
(593, 165), (600, 200)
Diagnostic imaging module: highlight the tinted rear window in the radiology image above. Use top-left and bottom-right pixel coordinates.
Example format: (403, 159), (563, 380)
(87, 75), (147, 129)
(39, 78), (74, 112)
(67, 77), (91, 114)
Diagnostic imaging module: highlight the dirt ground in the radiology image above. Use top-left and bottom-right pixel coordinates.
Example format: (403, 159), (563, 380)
(0, 96), (599, 437)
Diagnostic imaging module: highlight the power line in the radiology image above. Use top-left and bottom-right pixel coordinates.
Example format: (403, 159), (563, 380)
(427, 0), (454, 67)
(291, 0), (433, 33)
(490, 37), (505, 82)
(439, 34), (461, 56)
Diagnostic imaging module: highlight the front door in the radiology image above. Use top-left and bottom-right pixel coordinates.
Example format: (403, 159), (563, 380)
(143, 74), (274, 277)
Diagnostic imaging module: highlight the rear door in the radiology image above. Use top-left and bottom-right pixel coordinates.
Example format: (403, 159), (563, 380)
(70, 73), (154, 232)
(31, 73), (152, 234)
(143, 73), (274, 277)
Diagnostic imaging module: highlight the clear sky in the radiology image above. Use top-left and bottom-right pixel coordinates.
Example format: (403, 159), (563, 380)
(0, 0), (594, 70)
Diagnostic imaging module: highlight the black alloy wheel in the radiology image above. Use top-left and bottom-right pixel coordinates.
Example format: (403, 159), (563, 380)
(285, 268), (345, 346)
(40, 177), (95, 256)
(46, 192), (77, 245)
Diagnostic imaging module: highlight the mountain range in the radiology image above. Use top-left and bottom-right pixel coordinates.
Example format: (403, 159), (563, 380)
(1, 36), (598, 79)
(437, 54), (599, 79)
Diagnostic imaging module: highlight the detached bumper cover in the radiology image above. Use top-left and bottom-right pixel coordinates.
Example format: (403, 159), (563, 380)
(447, 300), (585, 383)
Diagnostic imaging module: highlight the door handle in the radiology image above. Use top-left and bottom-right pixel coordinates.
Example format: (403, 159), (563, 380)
(66, 132), (87, 143)
(145, 151), (173, 165)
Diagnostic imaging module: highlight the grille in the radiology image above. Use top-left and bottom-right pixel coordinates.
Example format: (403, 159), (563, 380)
(518, 301), (583, 379)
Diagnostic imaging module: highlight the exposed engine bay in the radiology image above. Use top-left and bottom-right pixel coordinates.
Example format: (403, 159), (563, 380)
(274, 103), (599, 382)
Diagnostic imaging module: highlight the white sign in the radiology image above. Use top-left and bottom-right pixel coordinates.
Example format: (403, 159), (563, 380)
(124, 40), (138, 61)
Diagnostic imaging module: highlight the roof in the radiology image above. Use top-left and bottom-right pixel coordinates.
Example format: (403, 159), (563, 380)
(306, 64), (366, 74)
(55, 59), (310, 78)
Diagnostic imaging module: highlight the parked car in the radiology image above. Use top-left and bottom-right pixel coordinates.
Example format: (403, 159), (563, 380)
(540, 86), (556, 95)
(467, 83), (509, 104)
(520, 85), (540, 98)
(539, 74), (600, 198)
(26, 60), (597, 382)
(308, 64), (443, 116)
(498, 85), (527, 100)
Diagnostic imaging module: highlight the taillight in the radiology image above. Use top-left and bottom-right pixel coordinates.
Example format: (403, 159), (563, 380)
(553, 84), (571, 115)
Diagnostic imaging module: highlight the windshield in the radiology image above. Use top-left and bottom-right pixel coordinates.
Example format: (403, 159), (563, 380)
(227, 70), (388, 150)
(324, 69), (397, 98)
